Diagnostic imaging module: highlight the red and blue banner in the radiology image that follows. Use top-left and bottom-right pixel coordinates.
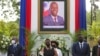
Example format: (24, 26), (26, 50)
(75, 0), (86, 32)
(19, 0), (31, 56)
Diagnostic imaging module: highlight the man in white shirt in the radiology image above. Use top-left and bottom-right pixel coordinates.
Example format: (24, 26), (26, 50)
(51, 41), (63, 56)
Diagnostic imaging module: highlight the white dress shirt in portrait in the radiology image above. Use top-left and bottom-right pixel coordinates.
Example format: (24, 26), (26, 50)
(51, 15), (58, 23)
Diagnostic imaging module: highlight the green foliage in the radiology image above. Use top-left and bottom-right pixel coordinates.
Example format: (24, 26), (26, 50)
(86, 12), (91, 25)
(0, 0), (20, 53)
(25, 30), (39, 56)
(0, 0), (20, 38)
(87, 21), (100, 39)
(69, 30), (87, 42)
(86, 10), (100, 40)
(95, 10), (100, 22)
(0, 20), (19, 52)
(0, 20), (19, 37)
(69, 33), (78, 42)
(86, 10), (100, 25)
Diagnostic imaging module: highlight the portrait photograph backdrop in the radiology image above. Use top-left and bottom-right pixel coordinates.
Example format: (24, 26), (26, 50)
(38, 0), (69, 34)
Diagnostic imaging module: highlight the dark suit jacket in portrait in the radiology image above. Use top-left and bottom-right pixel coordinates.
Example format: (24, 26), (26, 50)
(43, 15), (64, 26)
(7, 44), (23, 56)
(72, 42), (90, 56)
(92, 45), (100, 56)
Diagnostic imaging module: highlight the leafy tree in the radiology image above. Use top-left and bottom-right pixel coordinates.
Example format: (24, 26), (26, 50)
(86, 10), (100, 39)
(86, 10), (100, 46)
(0, 20), (19, 37)
(0, 0), (20, 37)
(87, 21), (100, 39)
(86, 12), (91, 25)
(0, 0), (20, 20)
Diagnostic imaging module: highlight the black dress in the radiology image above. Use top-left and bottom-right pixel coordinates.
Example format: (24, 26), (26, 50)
(43, 47), (55, 56)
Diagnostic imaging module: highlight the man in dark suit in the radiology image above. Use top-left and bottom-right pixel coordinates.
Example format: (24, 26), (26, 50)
(43, 2), (64, 26)
(72, 34), (90, 56)
(7, 37), (23, 56)
(92, 38), (100, 56)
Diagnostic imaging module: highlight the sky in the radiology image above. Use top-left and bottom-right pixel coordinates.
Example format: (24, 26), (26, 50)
(86, 0), (100, 12)
(0, 0), (100, 22)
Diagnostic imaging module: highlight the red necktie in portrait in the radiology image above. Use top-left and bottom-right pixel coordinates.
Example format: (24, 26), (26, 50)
(54, 17), (56, 24)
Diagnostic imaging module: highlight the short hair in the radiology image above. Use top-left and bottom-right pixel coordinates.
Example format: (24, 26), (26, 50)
(45, 38), (50, 42)
(51, 41), (59, 47)
(12, 37), (18, 42)
(50, 2), (58, 8)
(46, 38), (50, 40)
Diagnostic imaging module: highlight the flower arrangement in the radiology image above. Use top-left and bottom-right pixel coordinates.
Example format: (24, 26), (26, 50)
(49, 35), (68, 53)
(38, 35), (68, 53)
(0, 35), (11, 52)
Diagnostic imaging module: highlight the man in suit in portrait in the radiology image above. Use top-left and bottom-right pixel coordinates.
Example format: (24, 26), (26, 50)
(7, 37), (23, 56)
(43, 2), (64, 26)
(92, 38), (100, 56)
(72, 34), (90, 56)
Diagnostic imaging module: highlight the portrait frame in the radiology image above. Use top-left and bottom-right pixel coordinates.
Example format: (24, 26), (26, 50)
(38, 0), (70, 34)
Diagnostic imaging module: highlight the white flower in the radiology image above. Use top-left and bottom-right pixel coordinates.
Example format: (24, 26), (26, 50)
(3, 35), (5, 37)
(5, 42), (8, 45)
(2, 45), (6, 48)
(1, 41), (3, 43)
(2, 37), (5, 40)
(7, 38), (10, 41)
(9, 43), (11, 45)
(6, 36), (9, 39)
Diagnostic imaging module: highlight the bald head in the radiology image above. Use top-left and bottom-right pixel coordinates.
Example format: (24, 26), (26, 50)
(77, 34), (84, 43)
(50, 2), (58, 17)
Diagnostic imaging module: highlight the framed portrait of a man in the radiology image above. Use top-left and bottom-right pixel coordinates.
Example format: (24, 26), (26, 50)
(38, 0), (70, 34)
